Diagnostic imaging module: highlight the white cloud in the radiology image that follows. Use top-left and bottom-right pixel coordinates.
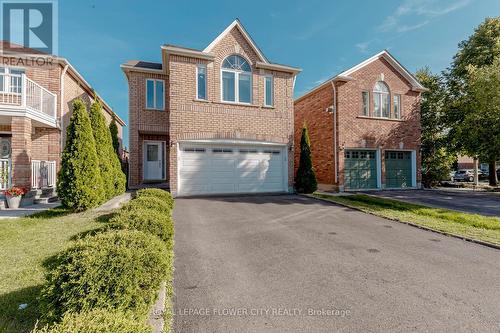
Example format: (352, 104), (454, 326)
(355, 41), (371, 53)
(379, 0), (472, 33)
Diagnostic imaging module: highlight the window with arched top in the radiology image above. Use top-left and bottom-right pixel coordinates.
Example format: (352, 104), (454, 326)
(373, 81), (390, 118)
(221, 55), (252, 104)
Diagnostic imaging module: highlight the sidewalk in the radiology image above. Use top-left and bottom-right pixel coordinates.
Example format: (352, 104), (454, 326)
(0, 201), (61, 219)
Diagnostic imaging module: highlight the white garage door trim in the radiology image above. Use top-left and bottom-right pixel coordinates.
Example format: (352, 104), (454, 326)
(177, 140), (288, 196)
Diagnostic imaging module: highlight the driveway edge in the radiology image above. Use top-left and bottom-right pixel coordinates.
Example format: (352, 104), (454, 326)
(303, 194), (500, 251)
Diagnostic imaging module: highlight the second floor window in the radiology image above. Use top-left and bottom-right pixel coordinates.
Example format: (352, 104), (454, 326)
(393, 94), (401, 119)
(373, 81), (390, 118)
(361, 91), (369, 116)
(264, 75), (273, 107)
(146, 79), (164, 110)
(197, 65), (207, 100)
(0, 67), (24, 94)
(221, 55), (251, 104)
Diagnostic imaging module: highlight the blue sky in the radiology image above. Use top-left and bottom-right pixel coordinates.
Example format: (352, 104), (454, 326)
(57, 0), (499, 147)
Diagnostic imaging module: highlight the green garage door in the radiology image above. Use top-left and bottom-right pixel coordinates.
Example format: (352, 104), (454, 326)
(344, 150), (377, 189)
(385, 151), (412, 188)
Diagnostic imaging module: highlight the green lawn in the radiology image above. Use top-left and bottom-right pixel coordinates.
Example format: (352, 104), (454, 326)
(0, 208), (105, 333)
(313, 193), (500, 246)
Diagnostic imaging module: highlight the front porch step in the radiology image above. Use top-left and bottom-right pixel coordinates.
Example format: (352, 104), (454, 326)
(34, 196), (58, 204)
(32, 187), (57, 199)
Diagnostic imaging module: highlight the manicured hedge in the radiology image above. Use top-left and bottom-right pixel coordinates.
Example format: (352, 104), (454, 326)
(136, 188), (174, 210)
(123, 196), (171, 214)
(108, 207), (174, 245)
(40, 230), (171, 322)
(32, 309), (152, 333)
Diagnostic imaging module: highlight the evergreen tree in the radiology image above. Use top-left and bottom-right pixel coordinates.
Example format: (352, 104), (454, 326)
(57, 99), (104, 210)
(295, 124), (318, 193)
(109, 117), (120, 158)
(89, 101), (126, 199)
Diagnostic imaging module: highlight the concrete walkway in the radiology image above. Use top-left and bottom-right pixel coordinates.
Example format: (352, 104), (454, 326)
(94, 191), (133, 212)
(0, 201), (61, 219)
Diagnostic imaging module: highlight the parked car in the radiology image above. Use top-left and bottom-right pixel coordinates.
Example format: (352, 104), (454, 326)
(453, 169), (482, 182)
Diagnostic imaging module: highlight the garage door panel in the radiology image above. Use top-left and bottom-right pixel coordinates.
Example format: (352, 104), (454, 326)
(385, 151), (412, 189)
(344, 150), (378, 190)
(179, 144), (286, 196)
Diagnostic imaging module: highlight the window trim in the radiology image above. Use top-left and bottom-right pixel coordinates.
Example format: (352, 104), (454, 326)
(220, 54), (252, 105)
(373, 81), (390, 119)
(145, 78), (165, 110)
(361, 90), (370, 116)
(196, 64), (207, 101)
(264, 75), (274, 107)
(393, 94), (402, 119)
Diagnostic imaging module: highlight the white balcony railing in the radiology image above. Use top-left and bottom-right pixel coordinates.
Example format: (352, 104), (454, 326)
(0, 73), (57, 124)
(32, 160), (56, 189)
(0, 158), (10, 190)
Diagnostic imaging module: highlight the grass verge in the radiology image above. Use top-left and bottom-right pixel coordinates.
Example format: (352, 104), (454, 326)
(0, 208), (102, 333)
(313, 193), (500, 246)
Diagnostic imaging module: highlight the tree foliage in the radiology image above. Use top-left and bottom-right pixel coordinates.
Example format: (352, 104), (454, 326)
(57, 99), (104, 210)
(109, 117), (120, 158)
(89, 101), (126, 198)
(445, 17), (500, 185)
(295, 124), (318, 193)
(415, 68), (455, 187)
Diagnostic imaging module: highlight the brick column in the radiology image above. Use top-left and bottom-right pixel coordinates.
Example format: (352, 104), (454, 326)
(11, 117), (32, 189)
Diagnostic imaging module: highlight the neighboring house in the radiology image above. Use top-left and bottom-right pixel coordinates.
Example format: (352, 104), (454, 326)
(295, 51), (425, 191)
(0, 42), (125, 197)
(122, 19), (301, 196)
(456, 155), (488, 172)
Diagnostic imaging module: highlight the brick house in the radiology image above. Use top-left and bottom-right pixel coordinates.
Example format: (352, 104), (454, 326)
(0, 45), (125, 201)
(295, 51), (425, 191)
(122, 20), (301, 196)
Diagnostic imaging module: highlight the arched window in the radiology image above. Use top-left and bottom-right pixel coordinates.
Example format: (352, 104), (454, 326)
(221, 55), (252, 103)
(373, 81), (390, 118)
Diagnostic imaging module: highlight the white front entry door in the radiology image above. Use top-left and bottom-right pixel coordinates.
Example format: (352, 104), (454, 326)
(178, 143), (288, 196)
(144, 141), (164, 180)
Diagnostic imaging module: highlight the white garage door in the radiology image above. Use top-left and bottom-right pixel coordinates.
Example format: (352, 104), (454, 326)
(178, 143), (287, 196)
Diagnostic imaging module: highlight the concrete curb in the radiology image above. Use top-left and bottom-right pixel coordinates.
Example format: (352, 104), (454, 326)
(302, 194), (500, 251)
(148, 281), (166, 333)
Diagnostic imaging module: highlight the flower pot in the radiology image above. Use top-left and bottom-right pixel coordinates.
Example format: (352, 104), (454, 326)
(6, 195), (22, 209)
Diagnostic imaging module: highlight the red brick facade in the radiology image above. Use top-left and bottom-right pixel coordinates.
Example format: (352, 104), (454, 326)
(124, 21), (300, 195)
(295, 53), (423, 191)
(0, 54), (124, 190)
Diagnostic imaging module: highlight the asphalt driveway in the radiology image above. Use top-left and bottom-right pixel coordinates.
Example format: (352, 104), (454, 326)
(173, 195), (500, 333)
(365, 189), (500, 216)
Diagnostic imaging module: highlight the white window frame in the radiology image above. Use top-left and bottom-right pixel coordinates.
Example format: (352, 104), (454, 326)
(393, 94), (402, 119)
(220, 56), (252, 105)
(0, 67), (25, 94)
(361, 91), (370, 116)
(196, 65), (207, 101)
(145, 79), (165, 110)
(264, 75), (273, 107)
(373, 81), (390, 118)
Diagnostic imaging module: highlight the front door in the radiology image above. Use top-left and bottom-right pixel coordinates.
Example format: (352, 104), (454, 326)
(144, 141), (164, 181)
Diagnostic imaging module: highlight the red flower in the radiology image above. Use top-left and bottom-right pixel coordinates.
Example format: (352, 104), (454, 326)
(5, 186), (27, 197)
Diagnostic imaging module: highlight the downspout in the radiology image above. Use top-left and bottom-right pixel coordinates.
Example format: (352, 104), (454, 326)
(330, 81), (338, 184)
(59, 64), (69, 149)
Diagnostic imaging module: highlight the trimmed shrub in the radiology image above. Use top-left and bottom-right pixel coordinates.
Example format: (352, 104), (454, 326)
(40, 230), (170, 322)
(136, 188), (174, 210)
(295, 124), (318, 194)
(108, 207), (174, 244)
(31, 309), (152, 333)
(109, 117), (120, 158)
(123, 196), (171, 214)
(57, 99), (104, 210)
(89, 101), (126, 199)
